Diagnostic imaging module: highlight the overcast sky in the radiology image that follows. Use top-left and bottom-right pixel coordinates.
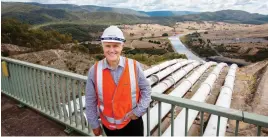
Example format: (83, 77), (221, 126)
(2, 0), (268, 14)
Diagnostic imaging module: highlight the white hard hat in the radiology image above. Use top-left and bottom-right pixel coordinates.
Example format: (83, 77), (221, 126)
(101, 26), (125, 44)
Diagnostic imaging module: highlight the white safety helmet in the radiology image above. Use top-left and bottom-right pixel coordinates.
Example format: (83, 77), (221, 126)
(101, 26), (126, 44)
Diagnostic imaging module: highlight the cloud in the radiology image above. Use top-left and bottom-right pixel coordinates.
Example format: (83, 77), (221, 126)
(2, 0), (268, 14)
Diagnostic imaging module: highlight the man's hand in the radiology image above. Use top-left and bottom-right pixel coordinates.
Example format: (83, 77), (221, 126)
(93, 127), (102, 136)
(128, 112), (138, 120)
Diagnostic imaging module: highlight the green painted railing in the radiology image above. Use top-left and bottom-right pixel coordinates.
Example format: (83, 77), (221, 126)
(1, 57), (268, 136)
(1, 57), (91, 135)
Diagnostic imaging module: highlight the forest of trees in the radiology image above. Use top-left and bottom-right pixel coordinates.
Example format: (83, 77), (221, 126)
(42, 24), (107, 42)
(1, 18), (74, 50)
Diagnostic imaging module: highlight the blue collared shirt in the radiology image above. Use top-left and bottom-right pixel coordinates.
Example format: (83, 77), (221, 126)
(85, 56), (152, 129)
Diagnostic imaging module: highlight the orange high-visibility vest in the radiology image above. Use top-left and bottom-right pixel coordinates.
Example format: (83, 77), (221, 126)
(94, 57), (140, 130)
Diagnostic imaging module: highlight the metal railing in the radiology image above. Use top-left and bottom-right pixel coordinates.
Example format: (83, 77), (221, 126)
(1, 57), (91, 135)
(150, 93), (268, 136)
(1, 57), (268, 136)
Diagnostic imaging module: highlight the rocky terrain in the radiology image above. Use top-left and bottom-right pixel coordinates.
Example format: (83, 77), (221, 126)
(228, 60), (268, 136)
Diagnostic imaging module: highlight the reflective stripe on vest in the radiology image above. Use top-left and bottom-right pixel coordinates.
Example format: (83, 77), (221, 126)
(96, 58), (137, 124)
(96, 60), (104, 113)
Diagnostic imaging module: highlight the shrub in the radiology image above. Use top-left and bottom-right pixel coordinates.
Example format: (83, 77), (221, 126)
(162, 33), (168, 37)
(95, 55), (105, 61)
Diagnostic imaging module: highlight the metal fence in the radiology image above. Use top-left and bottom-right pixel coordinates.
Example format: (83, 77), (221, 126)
(1, 57), (268, 136)
(1, 57), (91, 135)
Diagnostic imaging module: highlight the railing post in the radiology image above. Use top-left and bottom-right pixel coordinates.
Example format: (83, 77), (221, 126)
(66, 77), (73, 124)
(51, 73), (58, 117)
(38, 69), (45, 111)
(23, 66), (31, 104)
(185, 108), (188, 136)
(71, 79), (79, 127)
(9, 63), (18, 98)
(33, 68), (41, 109)
(171, 105), (175, 137)
(200, 111), (204, 136)
(7, 63), (14, 97)
(257, 126), (261, 136)
(235, 120), (239, 136)
(55, 75), (63, 119)
(147, 106), (150, 136)
(77, 81), (85, 130)
(26, 67), (34, 105)
(61, 76), (67, 122)
(11, 64), (20, 99)
(29, 67), (37, 108)
(18, 65), (26, 103)
(216, 116), (221, 136)
(158, 102), (162, 136)
(47, 73), (54, 115)
(42, 71), (49, 113)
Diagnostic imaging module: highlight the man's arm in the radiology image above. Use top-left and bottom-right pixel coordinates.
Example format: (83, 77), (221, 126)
(132, 62), (152, 117)
(85, 65), (100, 129)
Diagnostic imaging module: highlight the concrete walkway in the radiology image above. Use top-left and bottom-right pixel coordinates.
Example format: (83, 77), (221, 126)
(1, 94), (81, 136)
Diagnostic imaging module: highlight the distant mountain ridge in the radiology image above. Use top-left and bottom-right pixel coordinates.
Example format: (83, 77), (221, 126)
(139, 11), (199, 16)
(2, 2), (268, 25)
(1, 2), (199, 17)
(27, 2), (150, 17)
(175, 10), (268, 24)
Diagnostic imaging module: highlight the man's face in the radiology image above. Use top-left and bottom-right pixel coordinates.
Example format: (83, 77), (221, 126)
(102, 42), (123, 62)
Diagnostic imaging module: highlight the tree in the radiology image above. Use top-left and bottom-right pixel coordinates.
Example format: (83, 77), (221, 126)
(162, 33), (168, 37)
(207, 39), (211, 44)
(198, 38), (203, 45)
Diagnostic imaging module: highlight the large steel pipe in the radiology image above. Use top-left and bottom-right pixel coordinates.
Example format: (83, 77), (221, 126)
(162, 63), (227, 136)
(144, 59), (181, 77)
(143, 62), (216, 135)
(147, 60), (194, 85)
(152, 62), (201, 94)
(203, 64), (238, 136)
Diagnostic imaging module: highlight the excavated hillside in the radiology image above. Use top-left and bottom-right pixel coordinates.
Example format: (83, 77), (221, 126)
(227, 60), (268, 136)
(10, 49), (96, 75)
(9, 49), (150, 76)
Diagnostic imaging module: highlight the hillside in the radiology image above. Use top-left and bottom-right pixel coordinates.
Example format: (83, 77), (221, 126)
(2, 2), (268, 26)
(25, 2), (150, 17)
(1, 2), (198, 17)
(175, 10), (268, 24)
(1, 2), (149, 17)
(180, 23), (268, 63)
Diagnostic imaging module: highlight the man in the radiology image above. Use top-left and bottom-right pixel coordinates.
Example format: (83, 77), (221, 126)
(85, 26), (152, 136)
